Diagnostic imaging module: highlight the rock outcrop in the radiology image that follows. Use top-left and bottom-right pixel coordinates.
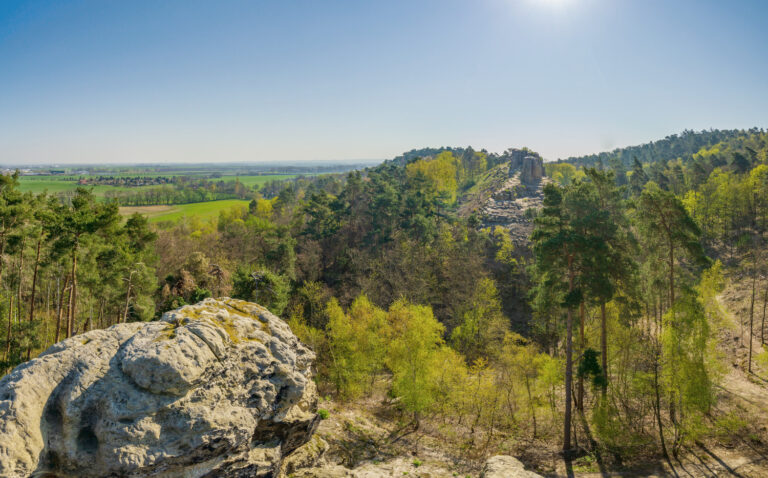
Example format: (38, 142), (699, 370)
(474, 150), (548, 242)
(519, 155), (544, 184)
(481, 455), (542, 478)
(0, 298), (319, 478)
(480, 171), (549, 243)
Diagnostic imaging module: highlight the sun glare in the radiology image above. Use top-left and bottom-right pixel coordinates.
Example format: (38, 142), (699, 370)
(534, 0), (573, 8)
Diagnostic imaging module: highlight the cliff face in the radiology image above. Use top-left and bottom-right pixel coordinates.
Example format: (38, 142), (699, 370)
(0, 299), (318, 478)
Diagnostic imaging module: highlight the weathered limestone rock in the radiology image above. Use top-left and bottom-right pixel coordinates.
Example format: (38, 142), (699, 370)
(520, 155), (545, 184)
(0, 298), (319, 478)
(481, 455), (542, 478)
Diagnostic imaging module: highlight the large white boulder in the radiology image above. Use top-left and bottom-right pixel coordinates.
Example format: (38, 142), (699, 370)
(481, 455), (542, 478)
(0, 298), (319, 478)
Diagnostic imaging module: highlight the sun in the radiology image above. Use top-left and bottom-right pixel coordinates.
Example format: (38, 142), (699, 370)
(534, 0), (573, 7)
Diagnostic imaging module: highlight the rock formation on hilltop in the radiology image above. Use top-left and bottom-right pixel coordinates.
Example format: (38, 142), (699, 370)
(504, 149), (544, 183)
(0, 298), (318, 478)
(519, 155), (545, 184)
(479, 155), (549, 243)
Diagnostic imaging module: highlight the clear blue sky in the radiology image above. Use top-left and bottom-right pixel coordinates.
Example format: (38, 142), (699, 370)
(1, 0), (766, 164)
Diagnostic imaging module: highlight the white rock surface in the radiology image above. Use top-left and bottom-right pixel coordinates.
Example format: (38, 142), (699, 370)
(0, 298), (318, 478)
(481, 455), (542, 478)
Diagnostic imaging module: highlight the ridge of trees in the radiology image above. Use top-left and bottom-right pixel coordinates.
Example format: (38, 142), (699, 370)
(561, 128), (759, 168)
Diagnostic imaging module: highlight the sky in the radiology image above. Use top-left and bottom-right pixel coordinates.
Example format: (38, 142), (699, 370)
(0, 0), (767, 164)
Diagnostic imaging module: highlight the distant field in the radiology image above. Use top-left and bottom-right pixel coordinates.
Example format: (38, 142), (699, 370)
(18, 174), (298, 196)
(18, 177), (149, 196)
(215, 174), (297, 187)
(119, 199), (250, 223)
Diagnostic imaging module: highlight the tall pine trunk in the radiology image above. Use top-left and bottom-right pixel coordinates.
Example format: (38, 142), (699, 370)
(55, 275), (69, 343)
(749, 273), (757, 373)
(577, 301), (585, 412)
(67, 243), (78, 338)
(4, 293), (13, 362)
(25, 236), (41, 360)
(653, 332), (669, 460)
(15, 236), (25, 327)
(600, 302), (608, 397)
(668, 237), (675, 308)
(0, 231), (6, 361)
(122, 271), (134, 323)
(563, 255), (575, 451)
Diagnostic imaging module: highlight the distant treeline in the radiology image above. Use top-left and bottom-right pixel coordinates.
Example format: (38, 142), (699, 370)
(561, 128), (761, 168)
(77, 176), (175, 187)
(56, 174), (349, 206)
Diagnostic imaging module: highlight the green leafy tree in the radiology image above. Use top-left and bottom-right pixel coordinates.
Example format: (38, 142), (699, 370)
(635, 182), (708, 309)
(531, 183), (583, 450)
(232, 267), (290, 316)
(50, 188), (120, 337)
(325, 295), (389, 398)
(451, 278), (508, 362)
(386, 299), (458, 425)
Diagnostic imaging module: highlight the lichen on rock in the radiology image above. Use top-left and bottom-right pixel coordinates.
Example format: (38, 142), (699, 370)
(0, 298), (319, 478)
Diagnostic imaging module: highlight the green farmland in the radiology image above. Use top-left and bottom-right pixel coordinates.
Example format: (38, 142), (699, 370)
(18, 174), (298, 197)
(119, 199), (250, 223)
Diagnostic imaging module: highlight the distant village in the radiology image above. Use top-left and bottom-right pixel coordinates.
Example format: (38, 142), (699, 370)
(1, 168), (90, 176)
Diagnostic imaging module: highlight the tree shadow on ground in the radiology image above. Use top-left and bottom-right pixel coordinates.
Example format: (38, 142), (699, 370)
(696, 443), (746, 478)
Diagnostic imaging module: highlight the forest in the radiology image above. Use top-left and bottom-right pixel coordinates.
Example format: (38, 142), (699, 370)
(1, 128), (767, 471)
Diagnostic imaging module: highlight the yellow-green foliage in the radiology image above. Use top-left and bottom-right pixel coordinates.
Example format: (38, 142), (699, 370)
(287, 310), (327, 361)
(493, 229), (518, 267)
(713, 411), (749, 444)
(434, 332), (562, 450)
(756, 346), (768, 372)
(252, 197), (274, 219)
(406, 152), (459, 202)
(315, 293), (561, 444)
(326, 295), (389, 399)
(586, 300), (657, 458)
(692, 143), (724, 161)
(450, 278), (508, 362)
(495, 333), (561, 438)
(660, 263), (725, 444)
(545, 162), (585, 186)
(700, 262), (725, 318)
(386, 299), (454, 415)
